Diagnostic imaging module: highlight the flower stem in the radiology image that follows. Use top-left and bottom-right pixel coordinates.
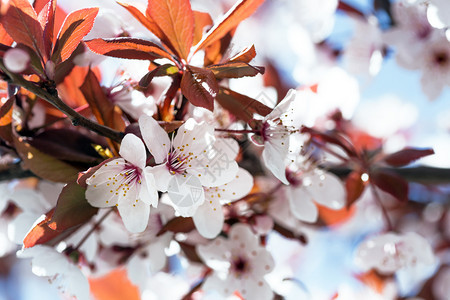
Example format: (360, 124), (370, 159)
(215, 128), (259, 134)
(74, 208), (114, 251)
(0, 61), (124, 142)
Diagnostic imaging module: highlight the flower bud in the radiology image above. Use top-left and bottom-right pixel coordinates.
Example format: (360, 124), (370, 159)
(4, 48), (30, 73)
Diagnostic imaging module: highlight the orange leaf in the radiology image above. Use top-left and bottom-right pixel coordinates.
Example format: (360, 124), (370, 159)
(191, 0), (265, 55)
(89, 269), (140, 300)
(317, 203), (356, 226)
(85, 37), (174, 61)
(51, 7), (98, 64)
(1, 0), (47, 61)
(345, 171), (365, 207)
(147, 0), (194, 60)
(42, 0), (57, 57)
(23, 208), (56, 248)
(207, 61), (264, 79)
(0, 24), (13, 46)
(229, 45), (256, 63)
(117, 2), (165, 42)
(193, 11), (213, 45)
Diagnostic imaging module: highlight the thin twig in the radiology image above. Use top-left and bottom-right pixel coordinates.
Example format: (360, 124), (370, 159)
(74, 208), (114, 251)
(0, 61), (124, 142)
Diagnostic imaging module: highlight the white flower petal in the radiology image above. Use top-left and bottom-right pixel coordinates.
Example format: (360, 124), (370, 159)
(139, 115), (171, 164)
(228, 223), (259, 251)
(139, 169), (159, 206)
(193, 196), (224, 238)
(119, 134), (147, 169)
(241, 278), (274, 300)
(86, 181), (118, 208)
(147, 164), (172, 192)
(204, 167), (253, 202)
(306, 171), (346, 210)
(265, 89), (297, 120)
(117, 195), (150, 233)
(262, 142), (289, 184)
(287, 186), (318, 222)
(197, 236), (231, 268)
(173, 119), (215, 157)
(167, 174), (205, 217)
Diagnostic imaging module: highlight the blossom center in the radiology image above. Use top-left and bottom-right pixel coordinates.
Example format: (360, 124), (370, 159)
(231, 256), (250, 277)
(166, 147), (194, 175)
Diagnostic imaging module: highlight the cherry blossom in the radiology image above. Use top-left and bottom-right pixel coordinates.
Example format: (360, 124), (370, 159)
(355, 232), (435, 275)
(427, 0), (450, 29)
(285, 166), (346, 223)
(17, 245), (90, 300)
(139, 115), (238, 216)
(197, 223), (275, 300)
(85, 133), (158, 233)
(253, 89), (303, 185)
(193, 167), (254, 239)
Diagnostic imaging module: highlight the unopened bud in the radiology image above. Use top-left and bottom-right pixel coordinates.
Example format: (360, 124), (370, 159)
(45, 60), (56, 80)
(4, 48), (30, 73)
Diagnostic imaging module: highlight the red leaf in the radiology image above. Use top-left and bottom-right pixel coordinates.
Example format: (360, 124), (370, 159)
(371, 171), (409, 202)
(191, 0), (265, 55)
(229, 45), (257, 63)
(51, 7), (98, 64)
(1, 0), (47, 61)
(157, 217), (195, 236)
(181, 65), (219, 111)
(382, 148), (435, 167)
(147, 0), (195, 60)
(117, 2), (165, 42)
(215, 87), (272, 122)
(300, 127), (356, 157)
(85, 37), (174, 61)
(193, 11), (213, 45)
(23, 209), (56, 248)
(345, 171), (365, 207)
(207, 61), (264, 79)
(0, 24), (14, 46)
(43, 0), (57, 57)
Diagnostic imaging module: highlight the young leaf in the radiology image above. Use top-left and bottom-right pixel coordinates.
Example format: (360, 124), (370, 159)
(1, 0), (47, 62)
(43, 0), (57, 57)
(191, 0), (265, 55)
(215, 87), (272, 122)
(139, 63), (179, 87)
(51, 7), (99, 64)
(23, 209), (56, 248)
(117, 2), (165, 42)
(48, 181), (98, 231)
(85, 37), (174, 61)
(207, 61), (264, 79)
(147, 0), (195, 60)
(229, 45), (256, 63)
(371, 170), (409, 203)
(180, 65), (219, 111)
(381, 148), (435, 167)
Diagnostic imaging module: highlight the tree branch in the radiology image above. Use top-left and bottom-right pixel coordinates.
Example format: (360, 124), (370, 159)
(0, 61), (124, 142)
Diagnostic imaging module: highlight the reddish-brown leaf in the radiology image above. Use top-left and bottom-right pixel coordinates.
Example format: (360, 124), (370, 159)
(80, 69), (126, 133)
(1, 0), (47, 61)
(0, 96), (14, 144)
(371, 170), (409, 203)
(48, 181), (97, 231)
(229, 45), (256, 63)
(191, 0), (265, 55)
(51, 7), (98, 64)
(193, 11), (213, 45)
(178, 242), (202, 263)
(147, 0), (195, 60)
(215, 87), (272, 122)
(207, 61), (264, 79)
(85, 37), (174, 61)
(117, 2), (166, 42)
(181, 65), (218, 111)
(345, 171), (365, 207)
(382, 148), (435, 167)
(43, 0), (57, 57)
(139, 63), (179, 87)
(157, 217), (195, 236)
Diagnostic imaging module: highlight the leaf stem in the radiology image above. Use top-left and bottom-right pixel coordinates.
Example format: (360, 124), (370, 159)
(0, 61), (124, 142)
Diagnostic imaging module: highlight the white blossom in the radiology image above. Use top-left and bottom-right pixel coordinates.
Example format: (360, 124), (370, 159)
(197, 223), (275, 300)
(86, 134), (159, 233)
(17, 245), (90, 300)
(139, 115), (238, 217)
(355, 232), (435, 275)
